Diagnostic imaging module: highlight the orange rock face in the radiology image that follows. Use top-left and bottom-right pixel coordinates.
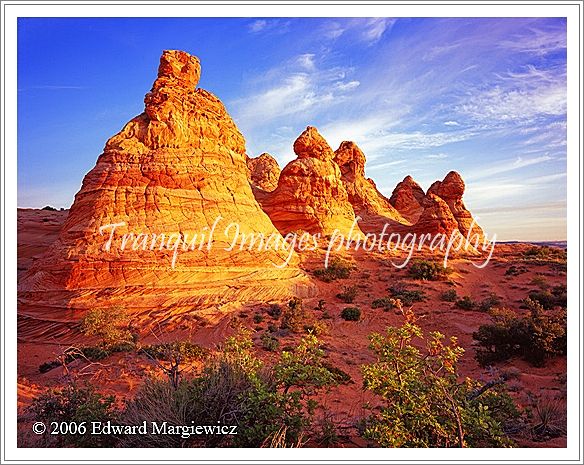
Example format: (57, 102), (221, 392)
(334, 141), (406, 232)
(247, 152), (280, 192)
(413, 193), (460, 236)
(427, 171), (484, 239)
(259, 127), (362, 237)
(389, 175), (426, 223)
(18, 50), (313, 341)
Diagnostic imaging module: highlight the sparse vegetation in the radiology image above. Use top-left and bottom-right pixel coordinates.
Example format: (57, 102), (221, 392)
(523, 246), (566, 263)
(456, 295), (476, 310)
(341, 307), (361, 321)
(528, 284), (567, 310)
(313, 257), (353, 282)
(280, 297), (307, 333)
(473, 298), (567, 367)
(479, 293), (502, 312)
(441, 289), (458, 302)
(260, 332), (280, 352)
(267, 303), (283, 319)
(409, 259), (452, 281)
(361, 311), (518, 447)
(141, 341), (208, 362)
(29, 385), (118, 447)
(336, 285), (358, 303)
(81, 307), (133, 349)
(371, 296), (402, 312)
(388, 284), (427, 306)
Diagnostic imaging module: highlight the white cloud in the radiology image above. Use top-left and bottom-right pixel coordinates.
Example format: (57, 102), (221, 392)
(466, 155), (553, 181)
(443, 120), (459, 126)
(248, 19), (267, 33)
(426, 153), (448, 159)
(498, 27), (566, 56)
(360, 18), (396, 44)
(296, 53), (316, 71)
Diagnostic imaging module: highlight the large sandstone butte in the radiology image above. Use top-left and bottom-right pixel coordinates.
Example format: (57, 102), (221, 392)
(258, 127), (363, 237)
(18, 50), (313, 341)
(247, 152), (280, 192)
(333, 141), (407, 232)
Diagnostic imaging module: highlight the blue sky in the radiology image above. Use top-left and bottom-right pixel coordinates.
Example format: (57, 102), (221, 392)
(18, 17), (567, 241)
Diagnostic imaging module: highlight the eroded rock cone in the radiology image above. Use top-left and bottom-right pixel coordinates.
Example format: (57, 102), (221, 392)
(334, 141), (406, 232)
(18, 50), (313, 341)
(427, 171), (484, 240)
(247, 153), (280, 192)
(413, 193), (460, 236)
(259, 127), (362, 237)
(389, 175), (426, 223)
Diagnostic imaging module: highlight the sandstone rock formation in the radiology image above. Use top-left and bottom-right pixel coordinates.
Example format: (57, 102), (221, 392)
(389, 175), (426, 223)
(427, 171), (484, 239)
(18, 50), (313, 341)
(333, 141), (406, 232)
(259, 127), (363, 237)
(247, 152), (280, 192)
(413, 193), (460, 236)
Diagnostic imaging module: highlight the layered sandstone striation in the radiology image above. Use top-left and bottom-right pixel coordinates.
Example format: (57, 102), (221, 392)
(18, 50), (313, 341)
(247, 152), (280, 192)
(259, 127), (363, 237)
(333, 141), (406, 232)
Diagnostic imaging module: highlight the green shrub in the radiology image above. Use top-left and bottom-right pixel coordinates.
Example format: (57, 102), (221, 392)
(441, 289), (458, 302)
(361, 314), (517, 447)
(81, 307), (133, 349)
(341, 307), (361, 321)
(388, 284), (427, 306)
(371, 297), (402, 312)
(456, 295), (476, 310)
(267, 303), (283, 319)
(479, 293), (502, 312)
(528, 285), (567, 310)
(313, 257), (353, 282)
(336, 285), (358, 303)
(29, 385), (118, 447)
(473, 299), (566, 367)
(142, 341), (208, 362)
(261, 332), (280, 352)
(280, 297), (307, 333)
(523, 246), (566, 262)
(409, 260), (451, 281)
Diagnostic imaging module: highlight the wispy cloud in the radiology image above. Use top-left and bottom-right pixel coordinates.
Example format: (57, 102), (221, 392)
(467, 155), (553, 181)
(247, 18), (291, 35)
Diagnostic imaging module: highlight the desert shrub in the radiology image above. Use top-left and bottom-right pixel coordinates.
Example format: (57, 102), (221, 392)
(267, 303), (283, 319)
(530, 275), (549, 290)
(456, 295), (476, 310)
(260, 332), (280, 352)
(253, 313), (264, 324)
(388, 284), (427, 306)
(124, 331), (336, 447)
(371, 297), (402, 312)
(38, 343), (135, 373)
(479, 293), (502, 312)
(528, 285), (567, 310)
(313, 257), (353, 282)
(531, 397), (566, 441)
(441, 289), (458, 302)
(341, 307), (361, 321)
(81, 307), (133, 349)
(523, 246), (566, 262)
(142, 341), (208, 362)
(505, 265), (526, 276)
(280, 297), (307, 333)
(303, 320), (329, 336)
(321, 362), (352, 384)
(29, 385), (118, 447)
(315, 299), (326, 311)
(361, 313), (517, 447)
(409, 259), (452, 281)
(336, 285), (358, 303)
(473, 299), (566, 367)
